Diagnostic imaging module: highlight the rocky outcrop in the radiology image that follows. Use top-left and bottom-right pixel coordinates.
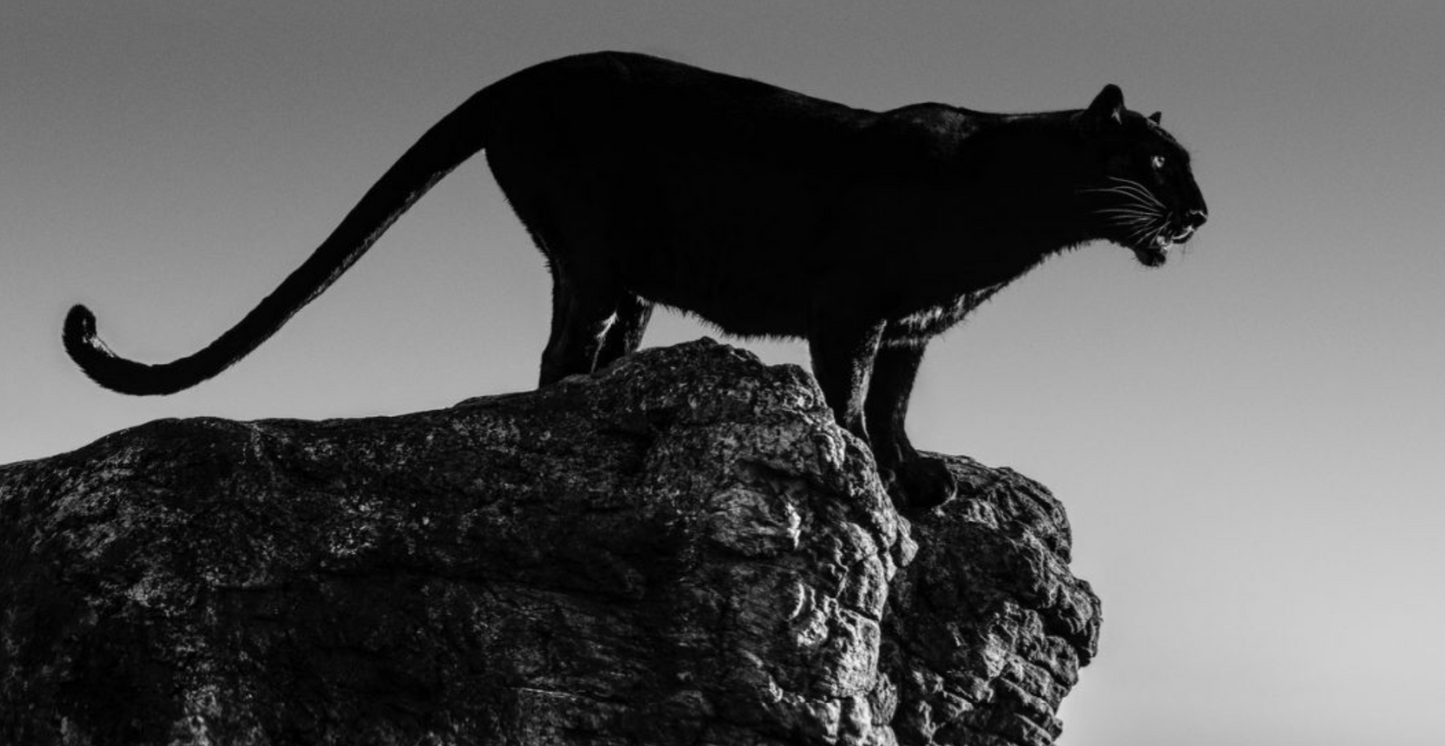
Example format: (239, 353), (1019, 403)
(0, 339), (1099, 745)
(884, 460), (1099, 746)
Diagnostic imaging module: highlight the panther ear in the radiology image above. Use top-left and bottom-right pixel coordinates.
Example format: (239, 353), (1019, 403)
(1148, 111), (1162, 125)
(1084, 84), (1125, 129)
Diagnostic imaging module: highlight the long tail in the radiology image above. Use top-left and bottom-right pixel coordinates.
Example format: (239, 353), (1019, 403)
(63, 86), (495, 395)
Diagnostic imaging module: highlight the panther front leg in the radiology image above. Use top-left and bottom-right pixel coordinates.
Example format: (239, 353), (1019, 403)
(806, 319), (883, 447)
(865, 340), (957, 512)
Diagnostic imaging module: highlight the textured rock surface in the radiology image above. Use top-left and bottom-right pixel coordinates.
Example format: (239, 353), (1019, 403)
(883, 460), (1101, 746)
(0, 339), (1099, 745)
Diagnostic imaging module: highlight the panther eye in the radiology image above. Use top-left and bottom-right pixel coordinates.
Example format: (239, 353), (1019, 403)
(1151, 155), (1166, 170)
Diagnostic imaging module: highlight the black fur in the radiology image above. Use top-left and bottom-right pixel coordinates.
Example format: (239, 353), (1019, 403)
(63, 52), (1207, 510)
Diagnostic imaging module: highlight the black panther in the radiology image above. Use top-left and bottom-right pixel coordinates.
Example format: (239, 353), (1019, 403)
(64, 52), (1207, 509)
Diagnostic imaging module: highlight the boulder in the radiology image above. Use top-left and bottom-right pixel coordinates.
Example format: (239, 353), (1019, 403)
(0, 340), (1098, 745)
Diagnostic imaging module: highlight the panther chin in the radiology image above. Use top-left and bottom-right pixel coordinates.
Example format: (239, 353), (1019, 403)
(1130, 225), (1197, 267)
(1132, 242), (1169, 267)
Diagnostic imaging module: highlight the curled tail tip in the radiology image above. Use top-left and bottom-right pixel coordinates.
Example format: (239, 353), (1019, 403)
(61, 303), (122, 390)
(59, 304), (154, 395)
(64, 304), (98, 345)
(63, 304), (105, 361)
(61, 303), (210, 396)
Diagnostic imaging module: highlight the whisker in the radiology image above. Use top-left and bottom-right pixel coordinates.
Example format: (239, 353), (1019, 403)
(1096, 207), (1161, 219)
(1080, 185), (1164, 212)
(1081, 175), (1173, 249)
(1095, 207), (1161, 223)
(1125, 220), (1163, 242)
(1103, 214), (1157, 227)
(1111, 184), (1165, 211)
(1078, 185), (1129, 197)
(1097, 181), (1163, 209)
(1104, 177), (1165, 208)
(1094, 202), (1159, 212)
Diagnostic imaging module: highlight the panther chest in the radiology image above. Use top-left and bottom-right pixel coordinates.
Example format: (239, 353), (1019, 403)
(888, 281), (1009, 340)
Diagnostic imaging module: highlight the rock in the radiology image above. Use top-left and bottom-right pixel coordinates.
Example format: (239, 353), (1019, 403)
(884, 460), (1101, 746)
(0, 339), (1099, 745)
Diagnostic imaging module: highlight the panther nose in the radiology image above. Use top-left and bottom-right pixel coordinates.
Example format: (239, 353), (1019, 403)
(1185, 208), (1208, 229)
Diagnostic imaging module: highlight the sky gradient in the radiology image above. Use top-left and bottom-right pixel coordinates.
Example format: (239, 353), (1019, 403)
(3, 3), (1443, 744)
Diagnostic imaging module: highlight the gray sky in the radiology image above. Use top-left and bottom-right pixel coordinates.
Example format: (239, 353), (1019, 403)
(3, 2), (1443, 744)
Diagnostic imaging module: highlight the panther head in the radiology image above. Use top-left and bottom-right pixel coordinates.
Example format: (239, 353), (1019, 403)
(1077, 85), (1208, 267)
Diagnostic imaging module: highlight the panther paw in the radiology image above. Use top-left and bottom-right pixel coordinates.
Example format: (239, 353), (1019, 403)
(883, 456), (957, 515)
